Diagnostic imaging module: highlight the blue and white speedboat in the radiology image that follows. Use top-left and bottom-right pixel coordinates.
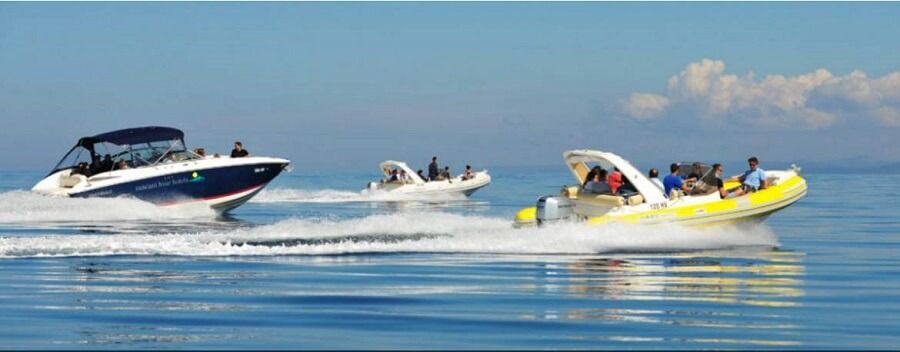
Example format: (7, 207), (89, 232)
(32, 126), (290, 212)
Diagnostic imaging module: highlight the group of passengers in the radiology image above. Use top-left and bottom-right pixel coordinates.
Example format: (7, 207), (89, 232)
(71, 141), (252, 177)
(649, 156), (768, 199)
(383, 156), (476, 184)
(189, 141), (250, 159)
(581, 166), (636, 196)
(71, 154), (121, 177)
(423, 156), (476, 183)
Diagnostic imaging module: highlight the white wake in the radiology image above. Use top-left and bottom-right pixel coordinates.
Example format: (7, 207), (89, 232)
(0, 212), (778, 258)
(250, 187), (469, 203)
(0, 190), (216, 223)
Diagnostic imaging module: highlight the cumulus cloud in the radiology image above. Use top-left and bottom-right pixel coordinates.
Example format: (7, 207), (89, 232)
(623, 93), (670, 119)
(622, 59), (900, 128)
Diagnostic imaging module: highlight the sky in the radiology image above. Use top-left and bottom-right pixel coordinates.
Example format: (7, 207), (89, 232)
(1, 2), (899, 172)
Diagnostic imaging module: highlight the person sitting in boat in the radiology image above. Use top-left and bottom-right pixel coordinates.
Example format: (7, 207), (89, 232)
(729, 156), (767, 196)
(583, 169), (612, 194)
(462, 165), (474, 181)
(607, 167), (623, 193)
(712, 163), (728, 199)
(417, 169), (427, 182)
(439, 166), (453, 183)
(648, 168), (664, 191)
(230, 141), (249, 158)
(399, 169), (413, 184)
(89, 155), (103, 174)
(115, 160), (130, 170)
(101, 154), (114, 172)
(685, 162), (704, 187)
(583, 166), (603, 188)
(72, 162), (91, 177)
(387, 169), (400, 183)
(663, 163), (691, 198)
(428, 156), (439, 181)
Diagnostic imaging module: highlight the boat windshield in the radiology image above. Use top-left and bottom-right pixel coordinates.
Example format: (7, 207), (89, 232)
(49, 138), (199, 176)
(577, 162), (641, 195)
(677, 162), (710, 179)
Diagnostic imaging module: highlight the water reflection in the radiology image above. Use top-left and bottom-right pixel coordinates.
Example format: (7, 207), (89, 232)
(534, 248), (806, 347)
(564, 251), (805, 307)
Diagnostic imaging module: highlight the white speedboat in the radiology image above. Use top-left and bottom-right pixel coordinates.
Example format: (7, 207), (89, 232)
(32, 126), (290, 212)
(365, 160), (490, 197)
(515, 149), (807, 227)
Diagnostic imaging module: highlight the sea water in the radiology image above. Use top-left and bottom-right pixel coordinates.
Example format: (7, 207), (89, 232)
(0, 167), (898, 349)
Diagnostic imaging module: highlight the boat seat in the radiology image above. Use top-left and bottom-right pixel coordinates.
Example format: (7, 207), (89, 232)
(60, 174), (86, 188)
(627, 194), (644, 206)
(578, 194), (626, 207)
(669, 189), (684, 200)
(766, 176), (780, 186)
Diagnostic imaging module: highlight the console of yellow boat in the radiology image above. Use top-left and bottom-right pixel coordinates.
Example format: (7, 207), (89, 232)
(514, 150), (807, 227)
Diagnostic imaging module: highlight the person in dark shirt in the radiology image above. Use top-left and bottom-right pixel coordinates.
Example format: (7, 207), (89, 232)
(439, 166), (452, 183)
(712, 163), (727, 199)
(428, 156), (439, 181)
(417, 169), (427, 182)
(101, 154), (114, 172)
(89, 155), (103, 174)
(388, 169), (399, 182)
(231, 141), (249, 158)
(686, 162), (704, 187)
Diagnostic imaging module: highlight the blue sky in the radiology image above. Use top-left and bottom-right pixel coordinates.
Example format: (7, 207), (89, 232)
(2, 2), (899, 171)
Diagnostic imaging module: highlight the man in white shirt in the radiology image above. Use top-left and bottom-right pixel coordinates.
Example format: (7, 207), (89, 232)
(648, 168), (664, 191)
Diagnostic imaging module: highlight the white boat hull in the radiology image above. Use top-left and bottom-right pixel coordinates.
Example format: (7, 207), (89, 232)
(367, 171), (491, 197)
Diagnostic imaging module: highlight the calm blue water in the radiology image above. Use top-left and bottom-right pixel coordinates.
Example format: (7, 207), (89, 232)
(1, 167), (899, 349)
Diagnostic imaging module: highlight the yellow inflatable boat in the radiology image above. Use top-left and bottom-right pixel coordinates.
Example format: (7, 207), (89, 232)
(515, 150), (807, 227)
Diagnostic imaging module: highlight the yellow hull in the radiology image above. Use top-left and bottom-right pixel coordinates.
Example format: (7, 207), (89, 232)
(515, 174), (807, 227)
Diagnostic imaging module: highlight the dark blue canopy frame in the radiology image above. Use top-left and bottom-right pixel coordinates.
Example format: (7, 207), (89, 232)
(77, 126), (184, 148)
(48, 126), (186, 176)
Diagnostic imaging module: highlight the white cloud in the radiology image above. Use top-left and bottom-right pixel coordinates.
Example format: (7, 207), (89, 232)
(624, 59), (900, 128)
(623, 93), (670, 119)
(874, 107), (900, 127)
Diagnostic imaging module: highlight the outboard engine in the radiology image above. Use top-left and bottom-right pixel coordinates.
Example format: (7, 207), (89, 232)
(536, 195), (574, 225)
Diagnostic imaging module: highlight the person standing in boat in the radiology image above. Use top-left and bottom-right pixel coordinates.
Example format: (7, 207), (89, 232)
(231, 141), (249, 158)
(428, 156), (439, 181)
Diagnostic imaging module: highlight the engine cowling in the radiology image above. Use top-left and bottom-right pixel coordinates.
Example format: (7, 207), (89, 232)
(536, 195), (574, 225)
